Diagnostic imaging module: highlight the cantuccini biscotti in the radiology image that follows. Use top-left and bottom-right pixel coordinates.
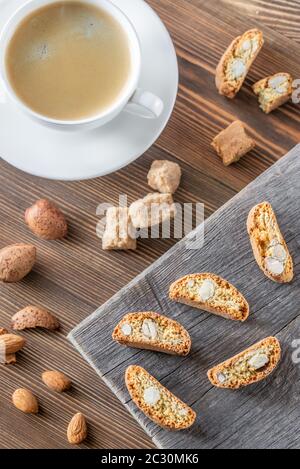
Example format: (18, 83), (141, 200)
(112, 311), (191, 356)
(207, 336), (281, 389)
(247, 202), (293, 283)
(125, 365), (196, 430)
(216, 28), (264, 98)
(212, 120), (256, 166)
(169, 273), (249, 321)
(253, 73), (293, 113)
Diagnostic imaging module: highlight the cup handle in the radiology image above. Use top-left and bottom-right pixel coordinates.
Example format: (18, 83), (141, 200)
(125, 89), (164, 119)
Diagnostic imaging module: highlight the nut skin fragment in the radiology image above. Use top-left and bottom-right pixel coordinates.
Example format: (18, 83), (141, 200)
(147, 160), (182, 194)
(12, 388), (39, 414)
(0, 243), (36, 283)
(11, 305), (60, 331)
(253, 73), (293, 114)
(207, 337), (281, 389)
(25, 199), (68, 240)
(102, 207), (136, 251)
(212, 121), (256, 166)
(113, 311), (191, 356)
(67, 413), (88, 445)
(247, 201), (293, 283)
(129, 193), (177, 229)
(216, 28), (264, 98)
(42, 370), (72, 393)
(169, 273), (249, 322)
(125, 365), (196, 430)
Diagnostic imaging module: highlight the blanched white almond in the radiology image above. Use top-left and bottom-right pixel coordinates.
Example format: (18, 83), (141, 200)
(230, 59), (246, 79)
(270, 244), (287, 262)
(265, 257), (284, 275)
(217, 372), (227, 384)
(248, 353), (269, 370)
(269, 75), (286, 89)
(143, 386), (160, 406)
(198, 279), (216, 301)
(141, 319), (158, 340)
(121, 324), (132, 336)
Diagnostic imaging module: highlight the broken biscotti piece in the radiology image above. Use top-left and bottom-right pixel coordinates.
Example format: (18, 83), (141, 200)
(129, 193), (177, 229)
(253, 73), (293, 114)
(247, 202), (293, 283)
(169, 273), (249, 321)
(216, 28), (264, 98)
(112, 312), (191, 356)
(147, 160), (182, 194)
(102, 207), (136, 250)
(207, 336), (281, 389)
(212, 120), (256, 166)
(125, 365), (196, 430)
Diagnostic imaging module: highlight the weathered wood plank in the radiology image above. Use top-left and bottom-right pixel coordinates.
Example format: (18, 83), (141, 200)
(70, 145), (300, 449)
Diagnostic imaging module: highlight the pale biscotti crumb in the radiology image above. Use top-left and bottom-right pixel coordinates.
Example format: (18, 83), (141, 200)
(169, 273), (249, 321)
(147, 160), (182, 194)
(207, 337), (281, 389)
(216, 28), (264, 98)
(102, 207), (136, 250)
(212, 120), (256, 166)
(112, 311), (191, 356)
(247, 201), (293, 283)
(125, 365), (196, 430)
(253, 73), (293, 113)
(129, 193), (177, 229)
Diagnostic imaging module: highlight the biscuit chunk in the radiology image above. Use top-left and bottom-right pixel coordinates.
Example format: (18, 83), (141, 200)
(247, 202), (293, 283)
(102, 207), (136, 250)
(212, 120), (256, 166)
(216, 28), (264, 98)
(147, 160), (182, 194)
(125, 365), (196, 430)
(129, 193), (176, 229)
(112, 311), (191, 356)
(169, 273), (249, 321)
(207, 337), (281, 389)
(253, 73), (293, 113)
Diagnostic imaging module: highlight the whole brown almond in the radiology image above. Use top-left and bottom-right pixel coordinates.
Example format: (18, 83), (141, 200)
(42, 370), (71, 393)
(67, 413), (87, 445)
(0, 244), (36, 282)
(25, 199), (68, 240)
(12, 388), (39, 414)
(0, 333), (26, 354)
(11, 306), (60, 331)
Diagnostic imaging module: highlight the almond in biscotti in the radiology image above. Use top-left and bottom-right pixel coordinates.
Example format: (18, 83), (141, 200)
(125, 365), (196, 430)
(212, 120), (256, 166)
(207, 336), (281, 389)
(102, 207), (136, 251)
(253, 73), (293, 113)
(247, 202), (293, 283)
(147, 160), (182, 194)
(112, 312), (191, 356)
(129, 193), (177, 229)
(0, 243), (36, 282)
(216, 28), (264, 98)
(169, 273), (249, 321)
(25, 199), (68, 240)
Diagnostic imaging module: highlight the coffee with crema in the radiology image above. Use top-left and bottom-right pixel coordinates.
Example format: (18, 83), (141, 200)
(5, 1), (132, 120)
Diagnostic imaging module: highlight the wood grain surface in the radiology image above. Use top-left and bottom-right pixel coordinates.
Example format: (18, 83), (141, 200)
(70, 146), (300, 449)
(0, 0), (300, 449)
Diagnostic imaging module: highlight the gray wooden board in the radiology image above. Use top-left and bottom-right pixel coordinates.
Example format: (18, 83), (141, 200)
(69, 145), (300, 449)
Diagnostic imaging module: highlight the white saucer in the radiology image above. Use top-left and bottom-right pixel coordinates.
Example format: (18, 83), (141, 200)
(0, 0), (178, 180)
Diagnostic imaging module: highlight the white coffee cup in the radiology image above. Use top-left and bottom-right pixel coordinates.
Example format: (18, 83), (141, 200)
(0, 0), (164, 131)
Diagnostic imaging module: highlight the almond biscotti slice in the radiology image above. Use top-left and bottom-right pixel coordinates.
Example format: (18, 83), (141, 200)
(216, 28), (264, 98)
(247, 202), (293, 283)
(169, 273), (249, 321)
(207, 336), (281, 389)
(112, 312), (191, 356)
(253, 73), (293, 113)
(125, 365), (196, 430)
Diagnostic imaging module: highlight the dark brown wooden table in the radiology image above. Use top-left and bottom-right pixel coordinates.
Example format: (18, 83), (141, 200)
(0, 0), (299, 449)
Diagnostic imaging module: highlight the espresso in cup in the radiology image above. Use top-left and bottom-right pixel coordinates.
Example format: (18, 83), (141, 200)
(5, 1), (132, 120)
